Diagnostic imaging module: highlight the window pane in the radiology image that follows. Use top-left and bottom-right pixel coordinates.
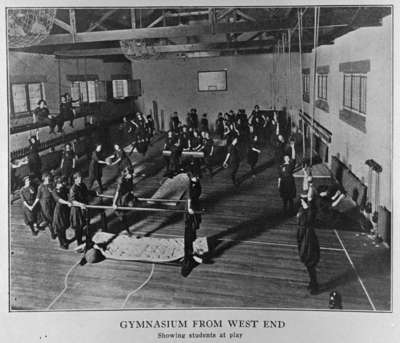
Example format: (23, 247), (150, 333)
(360, 77), (367, 113)
(112, 80), (128, 98)
(95, 81), (107, 102)
(71, 82), (81, 107)
(28, 83), (42, 111)
(344, 75), (352, 108)
(87, 80), (96, 103)
(351, 75), (360, 111)
(80, 81), (88, 102)
(12, 84), (28, 113)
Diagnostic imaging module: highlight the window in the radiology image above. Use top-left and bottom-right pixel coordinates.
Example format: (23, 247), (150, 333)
(11, 82), (45, 116)
(317, 74), (328, 101)
(112, 79), (129, 98)
(343, 73), (367, 115)
(71, 80), (107, 104)
(302, 74), (310, 101)
(198, 71), (227, 92)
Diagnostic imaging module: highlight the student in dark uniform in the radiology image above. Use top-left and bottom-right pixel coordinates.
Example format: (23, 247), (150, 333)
(168, 134), (182, 177)
(110, 143), (132, 173)
(27, 133), (42, 181)
(70, 172), (97, 246)
(215, 112), (225, 139)
(34, 99), (56, 134)
(297, 195), (320, 294)
(57, 95), (68, 133)
(169, 112), (180, 133)
(20, 176), (39, 236)
(200, 131), (214, 175)
(65, 93), (78, 127)
(181, 173), (202, 277)
(188, 130), (203, 177)
(223, 137), (240, 186)
(163, 131), (175, 175)
(32, 173), (56, 239)
(52, 176), (72, 249)
(60, 143), (77, 185)
(247, 135), (261, 177)
(224, 120), (239, 147)
(146, 114), (155, 139)
(278, 155), (296, 215)
(274, 134), (286, 165)
(190, 108), (199, 130)
(200, 113), (209, 132)
(112, 166), (136, 235)
(286, 137), (297, 165)
(180, 126), (191, 150)
(87, 143), (109, 193)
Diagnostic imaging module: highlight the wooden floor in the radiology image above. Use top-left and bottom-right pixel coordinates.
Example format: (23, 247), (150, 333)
(9, 137), (391, 311)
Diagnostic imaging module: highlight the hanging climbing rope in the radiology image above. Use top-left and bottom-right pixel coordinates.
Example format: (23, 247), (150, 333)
(310, 6), (320, 166)
(297, 8), (306, 160)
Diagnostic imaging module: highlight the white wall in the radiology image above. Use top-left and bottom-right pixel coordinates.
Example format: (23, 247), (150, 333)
(131, 53), (301, 127)
(300, 15), (392, 211)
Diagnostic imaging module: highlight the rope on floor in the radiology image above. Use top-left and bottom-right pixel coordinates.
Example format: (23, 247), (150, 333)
(121, 263), (155, 309)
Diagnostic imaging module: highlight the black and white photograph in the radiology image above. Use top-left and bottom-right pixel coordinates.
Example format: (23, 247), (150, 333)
(1, 1), (399, 342)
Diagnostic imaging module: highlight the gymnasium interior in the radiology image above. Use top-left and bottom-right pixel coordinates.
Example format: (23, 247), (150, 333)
(8, 6), (392, 311)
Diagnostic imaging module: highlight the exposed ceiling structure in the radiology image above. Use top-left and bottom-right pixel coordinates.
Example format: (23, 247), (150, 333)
(8, 7), (391, 62)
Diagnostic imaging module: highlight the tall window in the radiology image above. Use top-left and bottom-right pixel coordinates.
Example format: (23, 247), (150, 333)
(11, 82), (45, 116)
(112, 79), (129, 98)
(317, 74), (328, 101)
(302, 74), (310, 101)
(343, 73), (367, 114)
(71, 80), (106, 104)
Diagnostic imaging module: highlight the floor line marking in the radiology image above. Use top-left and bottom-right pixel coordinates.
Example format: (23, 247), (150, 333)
(334, 229), (377, 311)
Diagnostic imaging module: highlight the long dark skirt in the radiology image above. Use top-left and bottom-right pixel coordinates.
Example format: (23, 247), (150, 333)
(40, 198), (55, 224)
(279, 176), (296, 199)
(53, 203), (70, 232)
(23, 206), (38, 226)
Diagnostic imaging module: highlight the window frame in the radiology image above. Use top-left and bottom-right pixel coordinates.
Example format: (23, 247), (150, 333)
(317, 73), (328, 101)
(10, 82), (45, 117)
(342, 73), (367, 116)
(302, 73), (310, 100)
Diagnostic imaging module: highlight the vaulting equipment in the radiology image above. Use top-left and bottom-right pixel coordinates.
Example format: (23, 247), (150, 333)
(91, 231), (208, 263)
(149, 172), (189, 206)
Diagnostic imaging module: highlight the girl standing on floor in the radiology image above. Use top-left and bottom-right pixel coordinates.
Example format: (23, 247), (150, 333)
(20, 176), (39, 236)
(247, 135), (261, 177)
(60, 143), (77, 185)
(52, 176), (72, 249)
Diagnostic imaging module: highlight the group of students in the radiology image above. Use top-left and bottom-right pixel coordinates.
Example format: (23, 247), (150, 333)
(34, 94), (77, 134)
(121, 112), (155, 156)
(19, 137), (137, 248)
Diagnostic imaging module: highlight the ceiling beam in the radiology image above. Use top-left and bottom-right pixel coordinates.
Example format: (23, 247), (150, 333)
(53, 18), (73, 34)
(55, 38), (333, 57)
(35, 20), (345, 47)
(147, 13), (166, 28)
(69, 9), (77, 43)
(87, 9), (118, 32)
(235, 10), (256, 22)
(165, 10), (209, 17)
(216, 8), (236, 21)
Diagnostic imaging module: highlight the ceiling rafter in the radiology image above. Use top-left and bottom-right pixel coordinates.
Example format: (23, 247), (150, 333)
(87, 9), (118, 32)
